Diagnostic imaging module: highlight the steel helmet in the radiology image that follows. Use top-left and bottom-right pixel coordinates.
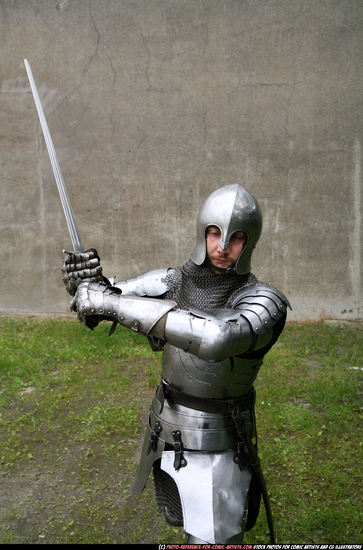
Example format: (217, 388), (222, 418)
(190, 183), (262, 274)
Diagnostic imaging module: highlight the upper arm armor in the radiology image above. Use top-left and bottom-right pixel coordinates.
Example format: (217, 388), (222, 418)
(114, 268), (172, 297)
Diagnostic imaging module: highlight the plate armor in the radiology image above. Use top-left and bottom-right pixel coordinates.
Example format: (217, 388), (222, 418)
(70, 184), (291, 543)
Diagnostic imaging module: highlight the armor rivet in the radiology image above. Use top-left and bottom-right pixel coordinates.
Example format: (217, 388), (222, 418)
(107, 311), (111, 314)
(120, 316), (124, 320)
(113, 312), (116, 316)
(91, 308), (95, 313)
(99, 309), (103, 313)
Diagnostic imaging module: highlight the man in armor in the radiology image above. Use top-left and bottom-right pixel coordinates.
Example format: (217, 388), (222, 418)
(62, 183), (291, 543)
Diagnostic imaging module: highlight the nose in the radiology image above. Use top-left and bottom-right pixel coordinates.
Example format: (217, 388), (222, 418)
(217, 240), (230, 253)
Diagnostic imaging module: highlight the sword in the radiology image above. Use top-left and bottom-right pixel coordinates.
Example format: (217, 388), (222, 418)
(24, 59), (84, 253)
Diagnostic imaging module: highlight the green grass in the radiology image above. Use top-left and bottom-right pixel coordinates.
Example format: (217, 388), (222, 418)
(0, 317), (361, 544)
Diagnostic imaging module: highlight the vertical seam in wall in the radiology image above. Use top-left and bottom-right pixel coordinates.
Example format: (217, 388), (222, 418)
(352, 138), (361, 305)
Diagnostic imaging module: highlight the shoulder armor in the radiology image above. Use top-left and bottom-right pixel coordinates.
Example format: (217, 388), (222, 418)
(115, 268), (172, 297)
(231, 283), (291, 312)
(230, 283), (291, 351)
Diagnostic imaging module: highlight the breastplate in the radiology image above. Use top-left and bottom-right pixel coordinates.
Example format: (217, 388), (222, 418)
(161, 344), (262, 399)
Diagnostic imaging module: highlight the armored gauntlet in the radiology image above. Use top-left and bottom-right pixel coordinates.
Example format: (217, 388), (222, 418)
(62, 248), (103, 296)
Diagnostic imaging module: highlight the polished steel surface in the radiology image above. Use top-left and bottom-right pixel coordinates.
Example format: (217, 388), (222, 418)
(76, 280), (176, 335)
(231, 282), (292, 311)
(161, 345), (262, 399)
(130, 387), (255, 498)
(115, 268), (170, 296)
(161, 450), (251, 543)
(163, 282), (291, 363)
(24, 59), (84, 253)
(149, 393), (253, 450)
(164, 307), (253, 361)
(190, 183), (262, 274)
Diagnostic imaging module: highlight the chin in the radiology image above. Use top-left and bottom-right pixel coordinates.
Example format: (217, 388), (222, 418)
(214, 261), (232, 269)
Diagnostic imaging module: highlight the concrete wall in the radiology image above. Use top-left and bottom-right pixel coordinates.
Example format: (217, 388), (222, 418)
(0, 0), (362, 320)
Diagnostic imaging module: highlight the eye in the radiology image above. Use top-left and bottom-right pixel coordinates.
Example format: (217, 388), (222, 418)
(206, 227), (221, 238)
(230, 232), (247, 242)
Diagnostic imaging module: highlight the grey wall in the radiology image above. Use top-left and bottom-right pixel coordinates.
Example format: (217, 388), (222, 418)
(0, 0), (362, 320)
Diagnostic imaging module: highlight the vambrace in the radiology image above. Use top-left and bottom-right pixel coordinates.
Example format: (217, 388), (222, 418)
(164, 308), (253, 361)
(74, 281), (176, 337)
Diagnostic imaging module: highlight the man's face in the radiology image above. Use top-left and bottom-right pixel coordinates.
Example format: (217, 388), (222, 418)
(206, 225), (247, 272)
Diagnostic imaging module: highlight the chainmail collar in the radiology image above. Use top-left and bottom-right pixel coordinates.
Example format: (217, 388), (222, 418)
(165, 259), (258, 311)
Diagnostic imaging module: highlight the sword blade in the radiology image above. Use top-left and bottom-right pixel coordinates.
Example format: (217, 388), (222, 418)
(24, 59), (84, 252)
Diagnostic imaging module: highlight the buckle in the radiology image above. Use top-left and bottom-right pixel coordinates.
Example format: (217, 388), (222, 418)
(172, 430), (187, 470)
(233, 441), (249, 470)
(146, 421), (162, 455)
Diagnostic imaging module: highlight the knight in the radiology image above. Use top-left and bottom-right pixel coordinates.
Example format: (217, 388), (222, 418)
(62, 183), (291, 543)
